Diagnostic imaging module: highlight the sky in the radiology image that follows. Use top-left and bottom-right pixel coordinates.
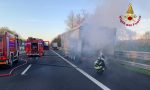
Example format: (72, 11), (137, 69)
(0, 0), (98, 41)
(0, 0), (149, 41)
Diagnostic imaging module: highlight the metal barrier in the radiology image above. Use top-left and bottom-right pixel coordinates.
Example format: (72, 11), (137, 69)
(114, 51), (150, 70)
(115, 51), (150, 60)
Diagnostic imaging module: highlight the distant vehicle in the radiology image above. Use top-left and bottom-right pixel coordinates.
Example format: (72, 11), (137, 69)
(0, 31), (19, 66)
(52, 42), (58, 50)
(25, 37), (45, 57)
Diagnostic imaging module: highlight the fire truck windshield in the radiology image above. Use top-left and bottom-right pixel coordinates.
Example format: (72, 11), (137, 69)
(44, 42), (49, 46)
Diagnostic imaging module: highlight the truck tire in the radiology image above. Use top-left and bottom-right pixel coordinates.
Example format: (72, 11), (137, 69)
(8, 54), (13, 67)
(15, 53), (19, 63)
(39, 52), (43, 57)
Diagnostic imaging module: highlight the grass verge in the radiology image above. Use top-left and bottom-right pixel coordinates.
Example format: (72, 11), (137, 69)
(121, 63), (150, 76)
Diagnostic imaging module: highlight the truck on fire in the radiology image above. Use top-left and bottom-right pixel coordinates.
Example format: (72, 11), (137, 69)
(0, 31), (19, 66)
(25, 37), (49, 57)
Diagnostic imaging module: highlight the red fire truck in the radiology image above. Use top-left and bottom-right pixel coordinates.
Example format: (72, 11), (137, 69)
(25, 37), (45, 57)
(0, 31), (19, 66)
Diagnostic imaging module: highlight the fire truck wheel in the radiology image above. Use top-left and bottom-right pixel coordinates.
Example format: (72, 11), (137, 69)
(14, 57), (19, 63)
(8, 54), (13, 67)
(39, 53), (43, 57)
(14, 53), (19, 63)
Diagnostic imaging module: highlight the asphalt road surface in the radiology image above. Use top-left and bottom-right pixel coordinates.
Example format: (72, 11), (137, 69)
(0, 50), (149, 90)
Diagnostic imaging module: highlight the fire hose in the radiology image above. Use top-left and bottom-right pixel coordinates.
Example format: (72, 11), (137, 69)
(0, 58), (28, 77)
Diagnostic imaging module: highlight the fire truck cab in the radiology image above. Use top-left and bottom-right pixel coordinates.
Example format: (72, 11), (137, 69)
(25, 37), (45, 57)
(0, 31), (19, 66)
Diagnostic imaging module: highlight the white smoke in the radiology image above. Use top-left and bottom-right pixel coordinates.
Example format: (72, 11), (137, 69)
(87, 0), (129, 29)
(79, 0), (130, 56)
(61, 0), (134, 59)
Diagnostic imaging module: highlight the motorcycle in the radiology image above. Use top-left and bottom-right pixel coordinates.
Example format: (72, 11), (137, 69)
(94, 54), (106, 74)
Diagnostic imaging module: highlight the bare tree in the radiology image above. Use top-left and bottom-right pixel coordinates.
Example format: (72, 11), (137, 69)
(81, 10), (89, 23)
(66, 11), (76, 31)
(76, 14), (82, 27)
(66, 10), (89, 31)
(75, 10), (89, 28)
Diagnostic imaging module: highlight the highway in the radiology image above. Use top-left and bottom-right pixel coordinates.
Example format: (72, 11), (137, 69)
(0, 50), (150, 90)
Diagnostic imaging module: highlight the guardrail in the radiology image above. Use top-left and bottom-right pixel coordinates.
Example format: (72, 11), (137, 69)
(114, 51), (150, 70)
(115, 51), (150, 60)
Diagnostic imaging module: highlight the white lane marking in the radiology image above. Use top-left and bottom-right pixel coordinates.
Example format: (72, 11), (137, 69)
(51, 50), (110, 90)
(21, 64), (32, 75)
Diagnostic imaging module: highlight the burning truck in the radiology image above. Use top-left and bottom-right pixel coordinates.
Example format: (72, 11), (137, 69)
(61, 26), (116, 60)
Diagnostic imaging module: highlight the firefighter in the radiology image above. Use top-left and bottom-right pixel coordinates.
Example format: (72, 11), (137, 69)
(94, 51), (105, 73)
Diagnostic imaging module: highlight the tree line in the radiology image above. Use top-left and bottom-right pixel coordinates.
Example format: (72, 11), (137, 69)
(0, 27), (25, 41)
